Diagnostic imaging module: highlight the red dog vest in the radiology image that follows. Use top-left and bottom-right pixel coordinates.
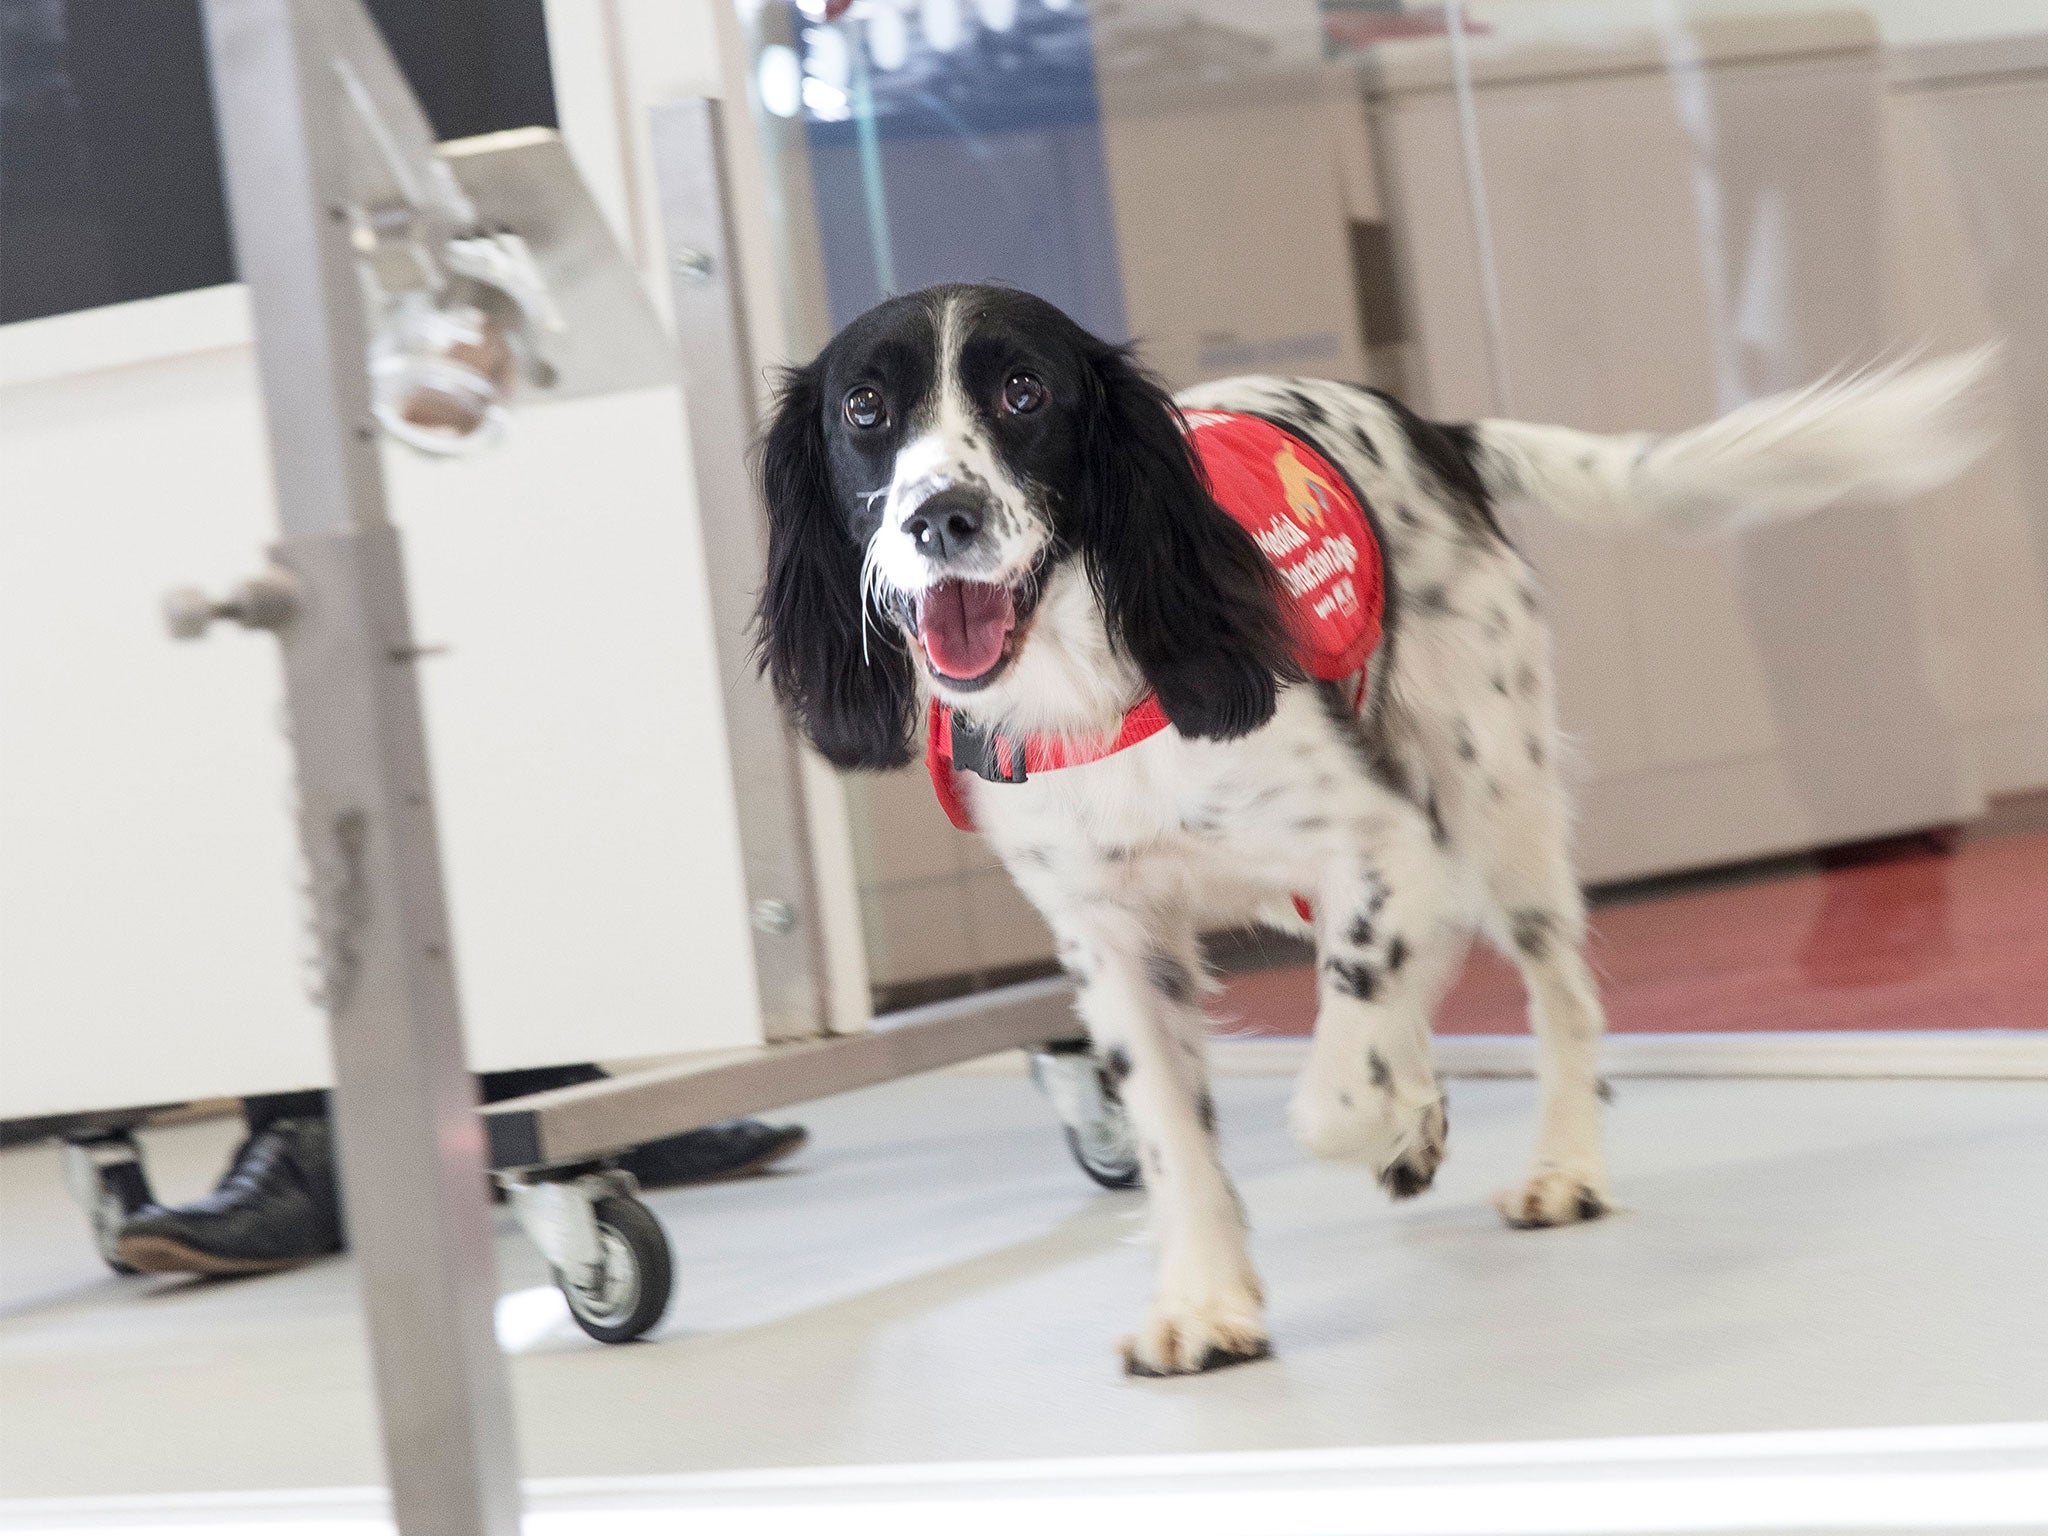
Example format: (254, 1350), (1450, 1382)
(927, 411), (1383, 833)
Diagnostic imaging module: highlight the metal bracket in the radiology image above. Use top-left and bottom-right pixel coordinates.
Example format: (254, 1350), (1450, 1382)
(505, 1168), (635, 1293)
(1030, 1046), (1141, 1187)
(60, 1131), (152, 1268)
(1029, 1047), (1117, 1134)
(59, 1132), (143, 1210)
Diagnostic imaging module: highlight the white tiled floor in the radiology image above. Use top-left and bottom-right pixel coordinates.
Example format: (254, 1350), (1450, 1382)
(2, 1072), (2044, 1500)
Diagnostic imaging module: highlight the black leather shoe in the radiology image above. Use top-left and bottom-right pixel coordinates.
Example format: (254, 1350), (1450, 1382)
(115, 1118), (345, 1276)
(614, 1120), (806, 1191)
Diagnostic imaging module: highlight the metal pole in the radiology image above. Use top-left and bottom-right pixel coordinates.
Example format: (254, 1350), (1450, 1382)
(199, 4), (520, 1533)
(652, 98), (829, 1042)
(1441, 0), (1515, 418)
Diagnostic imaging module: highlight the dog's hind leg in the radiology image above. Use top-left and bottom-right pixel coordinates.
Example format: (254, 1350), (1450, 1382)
(1058, 905), (1269, 1376)
(1472, 743), (1612, 1228)
(1289, 802), (1467, 1197)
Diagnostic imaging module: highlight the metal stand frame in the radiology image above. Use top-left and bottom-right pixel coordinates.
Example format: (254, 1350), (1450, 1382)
(483, 976), (1084, 1169)
(179, 12), (1125, 1530)
(652, 97), (827, 1043)
(200, 6), (518, 1534)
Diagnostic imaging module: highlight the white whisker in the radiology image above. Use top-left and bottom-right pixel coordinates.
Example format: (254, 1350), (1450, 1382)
(858, 533), (887, 666)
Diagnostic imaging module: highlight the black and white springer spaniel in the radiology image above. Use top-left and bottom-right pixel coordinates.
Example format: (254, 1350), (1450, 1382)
(755, 283), (1987, 1377)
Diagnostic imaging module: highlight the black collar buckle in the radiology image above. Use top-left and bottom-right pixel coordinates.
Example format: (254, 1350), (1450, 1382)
(949, 713), (1028, 785)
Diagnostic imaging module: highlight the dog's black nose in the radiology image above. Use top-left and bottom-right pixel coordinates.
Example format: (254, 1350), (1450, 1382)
(905, 492), (988, 560)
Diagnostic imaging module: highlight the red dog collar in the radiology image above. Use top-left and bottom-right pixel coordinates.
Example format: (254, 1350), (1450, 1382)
(926, 695), (1172, 832)
(926, 411), (1382, 834)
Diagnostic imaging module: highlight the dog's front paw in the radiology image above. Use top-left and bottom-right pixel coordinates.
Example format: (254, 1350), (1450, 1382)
(1494, 1165), (1610, 1229)
(1290, 1061), (1447, 1197)
(1121, 1290), (1271, 1378)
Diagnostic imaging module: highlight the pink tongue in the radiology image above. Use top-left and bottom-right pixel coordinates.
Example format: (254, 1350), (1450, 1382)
(918, 580), (1015, 679)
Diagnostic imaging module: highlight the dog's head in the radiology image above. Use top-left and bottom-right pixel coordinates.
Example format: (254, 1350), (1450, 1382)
(756, 283), (1294, 769)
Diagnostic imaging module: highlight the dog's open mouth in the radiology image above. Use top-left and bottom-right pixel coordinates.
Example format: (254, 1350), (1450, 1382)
(917, 579), (1022, 686)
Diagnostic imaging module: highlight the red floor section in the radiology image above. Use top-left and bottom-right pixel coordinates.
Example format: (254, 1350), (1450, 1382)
(1218, 829), (2048, 1036)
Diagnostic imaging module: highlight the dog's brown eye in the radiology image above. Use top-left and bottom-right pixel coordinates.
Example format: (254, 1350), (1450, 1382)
(844, 385), (888, 430)
(1001, 371), (1047, 416)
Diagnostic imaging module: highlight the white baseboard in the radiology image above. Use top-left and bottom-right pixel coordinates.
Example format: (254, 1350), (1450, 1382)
(4, 1422), (2042, 1536)
(953, 1030), (2048, 1079)
(1216, 1030), (2048, 1080)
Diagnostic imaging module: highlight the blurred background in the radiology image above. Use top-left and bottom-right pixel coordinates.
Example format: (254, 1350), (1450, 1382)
(1, 0), (2044, 1531)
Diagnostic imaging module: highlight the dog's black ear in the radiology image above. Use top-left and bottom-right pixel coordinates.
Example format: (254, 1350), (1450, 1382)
(755, 358), (917, 770)
(1073, 342), (1299, 739)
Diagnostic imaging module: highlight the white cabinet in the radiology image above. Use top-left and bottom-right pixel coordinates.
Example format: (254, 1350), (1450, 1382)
(0, 294), (763, 1118)
(1888, 33), (2048, 796)
(1367, 13), (1987, 881)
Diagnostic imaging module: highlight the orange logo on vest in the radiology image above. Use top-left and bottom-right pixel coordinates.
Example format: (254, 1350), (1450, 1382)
(1275, 442), (1337, 529)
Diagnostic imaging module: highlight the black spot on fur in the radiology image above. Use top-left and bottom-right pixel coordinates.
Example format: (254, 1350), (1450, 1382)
(1396, 503), (1419, 529)
(1313, 681), (1413, 809)
(1511, 909), (1558, 960)
(1491, 671), (1509, 696)
(1285, 388), (1330, 426)
(1351, 424), (1382, 465)
(1365, 390), (1508, 546)
(1487, 775), (1504, 801)
(1016, 845), (1052, 868)
(1413, 583), (1451, 615)
(1293, 816), (1330, 832)
(1454, 722), (1477, 762)
(1597, 1077), (1615, 1103)
(1368, 1049), (1392, 1089)
(1519, 583), (1540, 614)
(1385, 936), (1408, 972)
(1526, 734), (1545, 767)
(1196, 1091), (1218, 1135)
(1147, 951), (1195, 1005)
(1339, 1090), (1354, 1108)
(1347, 913), (1375, 948)
(1101, 844), (1136, 864)
(1368, 749), (1413, 801)
(1425, 788), (1448, 846)
(1103, 1046), (1132, 1087)
(1328, 958), (1379, 1001)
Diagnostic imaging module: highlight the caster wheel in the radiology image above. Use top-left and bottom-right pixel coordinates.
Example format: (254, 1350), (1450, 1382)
(1032, 1048), (1142, 1191)
(553, 1195), (672, 1344)
(1064, 1120), (1141, 1190)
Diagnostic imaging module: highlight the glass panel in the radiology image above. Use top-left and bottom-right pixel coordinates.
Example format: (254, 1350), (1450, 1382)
(735, 0), (2048, 1033)
(726, 0), (2047, 1456)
